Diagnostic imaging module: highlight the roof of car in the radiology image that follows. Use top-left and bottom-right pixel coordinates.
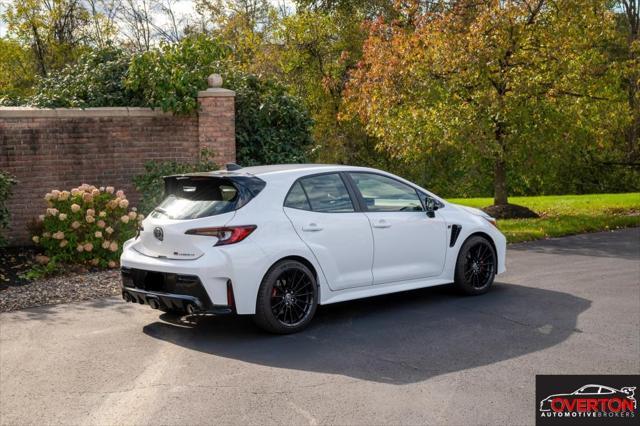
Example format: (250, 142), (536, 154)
(187, 164), (369, 178)
(164, 164), (370, 180)
(237, 164), (352, 175)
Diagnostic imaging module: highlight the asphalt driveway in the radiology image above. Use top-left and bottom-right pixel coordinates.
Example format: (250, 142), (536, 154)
(1, 228), (639, 425)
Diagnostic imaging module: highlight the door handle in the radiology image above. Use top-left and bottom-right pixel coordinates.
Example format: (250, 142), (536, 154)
(372, 220), (391, 229)
(302, 223), (323, 232)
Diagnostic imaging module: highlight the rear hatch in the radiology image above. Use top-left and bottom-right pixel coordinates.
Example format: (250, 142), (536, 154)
(133, 174), (265, 260)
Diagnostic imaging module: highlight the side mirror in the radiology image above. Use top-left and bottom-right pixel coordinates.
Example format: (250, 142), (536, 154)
(425, 197), (437, 218)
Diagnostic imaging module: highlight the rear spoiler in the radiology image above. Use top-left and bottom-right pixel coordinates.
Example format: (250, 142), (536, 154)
(162, 174), (266, 205)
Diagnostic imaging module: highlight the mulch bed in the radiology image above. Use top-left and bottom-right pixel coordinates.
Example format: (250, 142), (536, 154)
(0, 247), (122, 313)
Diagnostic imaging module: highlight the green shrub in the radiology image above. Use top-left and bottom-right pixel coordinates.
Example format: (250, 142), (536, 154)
(126, 35), (229, 114)
(230, 73), (313, 166)
(28, 46), (143, 108)
(133, 149), (219, 215)
(31, 184), (141, 268)
(0, 172), (17, 246)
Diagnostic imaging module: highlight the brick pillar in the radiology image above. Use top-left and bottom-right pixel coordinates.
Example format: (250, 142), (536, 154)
(197, 74), (236, 166)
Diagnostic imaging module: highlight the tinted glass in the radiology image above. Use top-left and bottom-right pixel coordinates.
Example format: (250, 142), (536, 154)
(151, 177), (238, 220)
(299, 174), (354, 213)
(349, 173), (423, 212)
(284, 181), (311, 210)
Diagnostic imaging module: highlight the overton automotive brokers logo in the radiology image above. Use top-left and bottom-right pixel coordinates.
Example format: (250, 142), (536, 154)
(536, 375), (639, 425)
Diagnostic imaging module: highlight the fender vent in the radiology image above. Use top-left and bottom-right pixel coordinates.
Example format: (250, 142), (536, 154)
(450, 225), (462, 247)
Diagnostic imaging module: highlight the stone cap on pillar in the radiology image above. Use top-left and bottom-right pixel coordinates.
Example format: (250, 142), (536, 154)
(198, 73), (235, 98)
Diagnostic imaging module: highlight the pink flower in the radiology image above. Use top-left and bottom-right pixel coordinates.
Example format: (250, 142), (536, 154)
(128, 211), (137, 219)
(99, 211), (106, 217)
(42, 232), (51, 238)
(44, 193), (53, 201)
(59, 213), (67, 221)
(83, 193), (93, 203)
(137, 213), (145, 221)
(116, 190), (124, 198)
(71, 221), (81, 229)
(83, 242), (93, 252)
(52, 231), (65, 240)
(97, 220), (106, 228)
(108, 261), (118, 268)
(105, 227), (114, 234)
(59, 240), (68, 248)
(91, 189), (100, 197)
(46, 208), (59, 216)
(119, 199), (129, 209)
(86, 215), (95, 224)
(76, 244), (84, 252)
(105, 186), (115, 194)
(94, 231), (103, 238)
(102, 240), (110, 249)
(121, 215), (130, 224)
(32, 236), (40, 243)
(109, 241), (118, 252)
(59, 191), (70, 200)
(86, 209), (95, 217)
(71, 204), (81, 213)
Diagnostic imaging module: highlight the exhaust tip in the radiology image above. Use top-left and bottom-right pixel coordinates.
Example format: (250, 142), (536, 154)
(186, 303), (197, 315)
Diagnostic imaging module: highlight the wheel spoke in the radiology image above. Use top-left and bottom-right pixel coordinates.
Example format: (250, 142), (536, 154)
(269, 267), (316, 326)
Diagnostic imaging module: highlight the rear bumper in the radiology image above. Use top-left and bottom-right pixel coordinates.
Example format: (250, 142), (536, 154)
(122, 286), (233, 315)
(121, 267), (234, 315)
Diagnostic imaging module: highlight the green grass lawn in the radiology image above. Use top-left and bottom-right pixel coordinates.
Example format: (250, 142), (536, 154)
(448, 193), (640, 243)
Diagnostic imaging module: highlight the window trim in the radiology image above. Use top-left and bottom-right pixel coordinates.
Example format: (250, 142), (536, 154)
(344, 171), (426, 213)
(283, 171), (360, 214)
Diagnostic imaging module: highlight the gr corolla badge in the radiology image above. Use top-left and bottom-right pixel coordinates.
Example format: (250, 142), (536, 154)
(120, 164), (507, 333)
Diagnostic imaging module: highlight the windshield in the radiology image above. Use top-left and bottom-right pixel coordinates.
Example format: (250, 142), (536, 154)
(151, 176), (239, 220)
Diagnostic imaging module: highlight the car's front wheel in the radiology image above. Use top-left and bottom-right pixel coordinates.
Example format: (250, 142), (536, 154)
(454, 235), (497, 295)
(253, 260), (318, 334)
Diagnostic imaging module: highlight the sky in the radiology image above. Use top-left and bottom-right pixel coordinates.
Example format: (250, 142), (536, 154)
(0, 0), (294, 39)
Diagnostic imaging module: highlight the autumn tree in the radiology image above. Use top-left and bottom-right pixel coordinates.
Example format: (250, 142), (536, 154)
(616, 0), (639, 159)
(345, 0), (625, 212)
(2, 0), (91, 76)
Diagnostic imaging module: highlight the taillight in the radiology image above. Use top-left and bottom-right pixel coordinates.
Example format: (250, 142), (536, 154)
(185, 225), (257, 246)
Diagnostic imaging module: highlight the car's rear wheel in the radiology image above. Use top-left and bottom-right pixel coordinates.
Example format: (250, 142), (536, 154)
(454, 236), (496, 295)
(253, 260), (318, 334)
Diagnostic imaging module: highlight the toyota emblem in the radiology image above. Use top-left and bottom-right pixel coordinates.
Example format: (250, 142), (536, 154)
(153, 227), (164, 241)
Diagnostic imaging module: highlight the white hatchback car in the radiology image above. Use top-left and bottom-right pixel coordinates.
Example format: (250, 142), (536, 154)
(121, 164), (506, 333)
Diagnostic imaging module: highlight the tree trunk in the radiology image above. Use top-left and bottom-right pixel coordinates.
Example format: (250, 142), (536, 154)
(494, 158), (508, 205)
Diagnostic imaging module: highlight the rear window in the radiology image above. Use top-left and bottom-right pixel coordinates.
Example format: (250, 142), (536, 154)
(151, 176), (241, 220)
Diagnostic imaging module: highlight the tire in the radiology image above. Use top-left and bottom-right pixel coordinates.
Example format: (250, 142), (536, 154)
(253, 260), (318, 334)
(454, 236), (497, 295)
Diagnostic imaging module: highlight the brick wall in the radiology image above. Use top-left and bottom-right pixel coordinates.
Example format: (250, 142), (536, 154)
(0, 87), (235, 245)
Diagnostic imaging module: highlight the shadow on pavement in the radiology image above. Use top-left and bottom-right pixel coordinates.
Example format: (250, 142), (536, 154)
(143, 282), (590, 384)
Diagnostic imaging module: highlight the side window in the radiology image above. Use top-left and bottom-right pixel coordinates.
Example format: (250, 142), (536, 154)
(577, 386), (600, 394)
(284, 181), (311, 210)
(299, 173), (355, 213)
(349, 173), (423, 212)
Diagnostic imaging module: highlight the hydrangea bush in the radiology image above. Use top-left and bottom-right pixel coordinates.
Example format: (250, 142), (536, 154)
(32, 184), (142, 268)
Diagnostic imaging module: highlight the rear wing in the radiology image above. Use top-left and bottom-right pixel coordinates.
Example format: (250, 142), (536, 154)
(163, 174), (266, 207)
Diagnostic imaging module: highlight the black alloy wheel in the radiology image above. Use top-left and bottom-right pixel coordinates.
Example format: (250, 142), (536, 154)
(254, 260), (318, 334)
(454, 236), (497, 295)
